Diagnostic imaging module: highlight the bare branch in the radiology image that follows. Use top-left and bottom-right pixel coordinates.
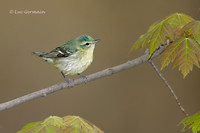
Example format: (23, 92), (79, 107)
(0, 46), (165, 112)
(148, 60), (189, 116)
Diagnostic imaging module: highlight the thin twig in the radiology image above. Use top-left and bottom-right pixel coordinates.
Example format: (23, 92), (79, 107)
(148, 60), (189, 116)
(0, 47), (166, 112)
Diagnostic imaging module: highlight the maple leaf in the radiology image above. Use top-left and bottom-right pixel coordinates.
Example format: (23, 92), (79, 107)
(62, 116), (103, 133)
(17, 115), (104, 133)
(177, 21), (200, 43)
(179, 112), (200, 133)
(130, 13), (194, 58)
(130, 21), (174, 57)
(161, 37), (200, 78)
(165, 13), (195, 31)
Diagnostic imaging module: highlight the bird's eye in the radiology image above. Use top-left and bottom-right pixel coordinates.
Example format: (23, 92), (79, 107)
(85, 43), (90, 46)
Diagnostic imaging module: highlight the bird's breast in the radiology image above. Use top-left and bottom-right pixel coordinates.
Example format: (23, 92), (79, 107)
(53, 45), (95, 75)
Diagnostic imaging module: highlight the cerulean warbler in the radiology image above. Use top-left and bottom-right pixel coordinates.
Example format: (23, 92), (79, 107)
(33, 35), (100, 83)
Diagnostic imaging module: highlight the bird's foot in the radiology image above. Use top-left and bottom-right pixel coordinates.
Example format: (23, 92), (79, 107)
(78, 73), (88, 84)
(64, 78), (70, 84)
(64, 78), (74, 87)
(61, 72), (74, 87)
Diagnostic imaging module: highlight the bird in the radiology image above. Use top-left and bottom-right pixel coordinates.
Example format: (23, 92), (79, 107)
(33, 35), (100, 83)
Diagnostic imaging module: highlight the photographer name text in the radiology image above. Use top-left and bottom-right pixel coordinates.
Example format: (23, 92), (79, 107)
(9, 10), (46, 15)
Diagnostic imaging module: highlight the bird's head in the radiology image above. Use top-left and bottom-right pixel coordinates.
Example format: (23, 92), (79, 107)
(76, 35), (100, 50)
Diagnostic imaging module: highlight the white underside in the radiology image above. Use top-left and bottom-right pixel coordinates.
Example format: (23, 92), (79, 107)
(44, 45), (95, 75)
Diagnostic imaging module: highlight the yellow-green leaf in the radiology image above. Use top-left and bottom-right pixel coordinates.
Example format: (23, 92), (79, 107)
(161, 37), (185, 69)
(17, 115), (104, 133)
(177, 21), (200, 43)
(161, 37), (200, 78)
(148, 22), (174, 56)
(165, 13), (195, 30)
(17, 116), (65, 133)
(130, 13), (194, 58)
(17, 122), (41, 132)
(41, 116), (66, 128)
(179, 112), (200, 133)
(148, 13), (194, 32)
(130, 20), (174, 57)
(62, 116), (103, 133)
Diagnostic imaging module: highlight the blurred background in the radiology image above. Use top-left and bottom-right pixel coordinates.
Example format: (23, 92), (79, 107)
(0, 0), (200, 132)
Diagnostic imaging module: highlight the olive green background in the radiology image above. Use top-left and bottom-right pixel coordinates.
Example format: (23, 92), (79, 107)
(0, 0), (200, 132)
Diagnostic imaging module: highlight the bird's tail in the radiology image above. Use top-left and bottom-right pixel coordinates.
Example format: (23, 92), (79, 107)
(33, 52), (53, 62)
(33, 52), (47, 57)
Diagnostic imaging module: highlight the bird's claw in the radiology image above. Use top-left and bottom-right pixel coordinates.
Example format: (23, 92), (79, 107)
(78, 73), (88, 84)
(64, 78), (74, 87)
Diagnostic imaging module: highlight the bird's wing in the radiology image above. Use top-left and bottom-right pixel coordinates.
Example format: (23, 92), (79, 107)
(42, 46), (77, 58)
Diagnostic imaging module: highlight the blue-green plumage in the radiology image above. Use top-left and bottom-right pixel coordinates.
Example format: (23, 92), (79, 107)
(33, 35), (100, 82)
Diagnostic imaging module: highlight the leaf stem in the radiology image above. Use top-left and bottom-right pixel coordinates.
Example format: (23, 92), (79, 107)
(148, 60), (189, 116)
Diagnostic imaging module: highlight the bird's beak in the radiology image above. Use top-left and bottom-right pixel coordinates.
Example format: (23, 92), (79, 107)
(93, 39), (100, 44)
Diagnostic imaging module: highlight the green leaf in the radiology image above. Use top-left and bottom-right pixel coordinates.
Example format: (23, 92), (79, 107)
(179, 112), (200, 133)
(148, 22), (174, 56)
(41, 116), (66, 128)
(130, 20), (174, 57)
(18, 116), (65, 133)
(165, 13), (195, 30)
(18, 115), (104, 133)
(130, 13), (194, 58)
(62, 116), (103, 133)
(161, 37), (200, 78)
(17, 122), (41, 133)
(177, 21), (200, 43)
